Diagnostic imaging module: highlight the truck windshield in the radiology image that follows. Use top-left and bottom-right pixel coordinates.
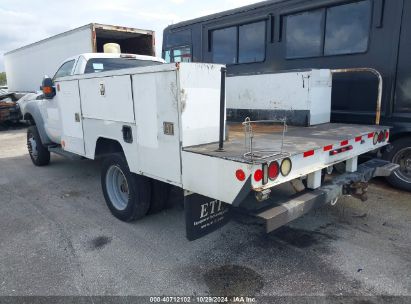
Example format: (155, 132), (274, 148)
(84, 58), (163, 74)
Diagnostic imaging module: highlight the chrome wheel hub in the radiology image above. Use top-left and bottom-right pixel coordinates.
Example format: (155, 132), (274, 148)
(105, 165), (130, 211)
(28, 135), (38, 159)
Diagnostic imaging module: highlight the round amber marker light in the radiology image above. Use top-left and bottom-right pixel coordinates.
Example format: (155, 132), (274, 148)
(281, 158), (292, 177)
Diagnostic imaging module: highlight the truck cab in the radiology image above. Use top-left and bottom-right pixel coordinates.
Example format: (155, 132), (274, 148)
(23, 53), (165, 146)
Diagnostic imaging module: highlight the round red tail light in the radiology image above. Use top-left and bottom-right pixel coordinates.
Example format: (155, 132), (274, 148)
(268, 162), (279, 181)
(254, 169), (263, 182)
(378, 131), (384, 143)
(385, 130), (390, 141)
(236, 169), (246, 182)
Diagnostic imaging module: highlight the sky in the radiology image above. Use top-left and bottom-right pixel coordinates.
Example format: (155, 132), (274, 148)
(0, 0), (264, 72)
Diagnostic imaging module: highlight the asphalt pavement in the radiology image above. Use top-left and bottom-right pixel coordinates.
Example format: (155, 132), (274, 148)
(0, 128), (410, 300)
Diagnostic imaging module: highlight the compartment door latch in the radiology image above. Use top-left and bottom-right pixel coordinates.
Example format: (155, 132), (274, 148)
(122, 126), (133, 144)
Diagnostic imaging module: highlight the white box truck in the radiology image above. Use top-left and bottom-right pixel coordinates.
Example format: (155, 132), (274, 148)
(4, 23), (155, 93)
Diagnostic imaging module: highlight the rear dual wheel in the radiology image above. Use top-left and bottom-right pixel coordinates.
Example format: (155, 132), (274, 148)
(102, 154), (151, 221)
(101, 153), (171, 221)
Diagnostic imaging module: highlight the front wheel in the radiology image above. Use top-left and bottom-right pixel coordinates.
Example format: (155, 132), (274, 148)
(101, 154), (151, 221)
(27, 126), (50, 166)
(383, 137), (411, 192)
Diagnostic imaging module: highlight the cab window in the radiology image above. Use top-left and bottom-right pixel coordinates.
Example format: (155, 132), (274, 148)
(54, 60), (75, 79)
(74, 56), (87, 75)
(84, 58), (162, 74)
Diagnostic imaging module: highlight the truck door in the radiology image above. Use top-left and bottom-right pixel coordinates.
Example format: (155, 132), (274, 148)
(393, 0), (411, 115)
(56, 79), (85, 155)
(38, 59), (76, 145)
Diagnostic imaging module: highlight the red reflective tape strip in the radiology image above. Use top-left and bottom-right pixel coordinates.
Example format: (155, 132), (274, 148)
(341, 140), (349, 146)
(304, 150), (315, 158)
(324, 145), (333, 152)
(368, 132), (374, 138)
(355, 136), (362, 142)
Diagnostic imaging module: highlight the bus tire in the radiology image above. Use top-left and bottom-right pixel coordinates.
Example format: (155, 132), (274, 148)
(383, 137), (411, 192)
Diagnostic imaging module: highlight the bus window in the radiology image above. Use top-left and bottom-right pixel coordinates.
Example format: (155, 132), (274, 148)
(239, 21), (266, 63)
(166, 30), (191, 48)
(173, 46), (192, 63)
(212, 21), (266, 64)
(286, 10), (324, 58)
(164, 50), (171, 63)
(324, 0), (371, 56)
(212, 26), (237, 64)
(164, 46), (192, 63)
(286, 0), (371, 58)
(164, 29), (192, 63)
(394, 0), (411, 113)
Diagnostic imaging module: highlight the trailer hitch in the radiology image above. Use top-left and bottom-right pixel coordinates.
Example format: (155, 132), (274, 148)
(255, 160), (398, 234)
(343, 182), (369, 202)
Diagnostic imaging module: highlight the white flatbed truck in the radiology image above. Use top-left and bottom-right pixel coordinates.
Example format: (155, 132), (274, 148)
(23, 55), (398, 240)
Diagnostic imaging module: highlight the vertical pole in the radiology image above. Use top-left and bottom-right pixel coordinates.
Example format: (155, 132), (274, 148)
(218, 67), (227, 151)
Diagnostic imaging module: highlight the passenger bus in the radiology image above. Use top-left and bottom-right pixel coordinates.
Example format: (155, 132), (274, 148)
(162, 0), (411, 191)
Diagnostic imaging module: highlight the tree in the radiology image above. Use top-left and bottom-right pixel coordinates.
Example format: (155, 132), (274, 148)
(0, 72), (7, 86)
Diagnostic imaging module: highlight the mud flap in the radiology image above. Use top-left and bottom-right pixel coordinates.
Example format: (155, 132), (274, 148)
(184, 193), (232, 241)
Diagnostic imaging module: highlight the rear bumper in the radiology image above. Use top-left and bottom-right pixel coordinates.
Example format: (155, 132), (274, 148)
(257, 159), (399, 233)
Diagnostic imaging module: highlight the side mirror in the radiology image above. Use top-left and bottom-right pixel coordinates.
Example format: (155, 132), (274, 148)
(41, 77), (56, 99)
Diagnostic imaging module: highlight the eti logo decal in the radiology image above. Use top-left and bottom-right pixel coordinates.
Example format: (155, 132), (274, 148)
(200, 200), (224, 219)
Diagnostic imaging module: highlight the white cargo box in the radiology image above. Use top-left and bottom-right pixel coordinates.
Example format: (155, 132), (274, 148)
(56, 63), (224, 186)
(226, 69), (332, 126)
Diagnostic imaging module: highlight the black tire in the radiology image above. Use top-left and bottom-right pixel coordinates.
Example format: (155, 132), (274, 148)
(383, 137), (411, 192)
(27, 126), (50, 166)
(149, 179), (171, 214)
(101, 154), (151, 221)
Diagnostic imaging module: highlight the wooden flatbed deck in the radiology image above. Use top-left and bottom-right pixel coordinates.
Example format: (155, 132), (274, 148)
(183, 123), (387, 164)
